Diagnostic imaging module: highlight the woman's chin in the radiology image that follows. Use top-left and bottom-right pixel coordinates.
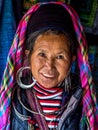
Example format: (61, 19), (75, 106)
(38, 80), (57, 88)
(37, 74), (58, 88)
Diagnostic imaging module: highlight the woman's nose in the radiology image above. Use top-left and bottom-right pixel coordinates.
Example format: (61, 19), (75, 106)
(45, 58), (55, 69)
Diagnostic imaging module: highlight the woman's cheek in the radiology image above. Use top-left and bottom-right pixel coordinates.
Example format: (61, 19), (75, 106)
(30, 56), (44, 71)
(57, 61), (71, 77)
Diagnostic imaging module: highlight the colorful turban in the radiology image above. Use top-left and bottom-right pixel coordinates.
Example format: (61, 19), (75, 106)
(0, 1), (98, 130)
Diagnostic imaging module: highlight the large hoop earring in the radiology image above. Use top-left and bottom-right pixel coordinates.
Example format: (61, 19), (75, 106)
(16, 66), (36, 89)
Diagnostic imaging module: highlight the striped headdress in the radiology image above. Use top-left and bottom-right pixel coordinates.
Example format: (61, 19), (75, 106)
(0, 2), (98, 130)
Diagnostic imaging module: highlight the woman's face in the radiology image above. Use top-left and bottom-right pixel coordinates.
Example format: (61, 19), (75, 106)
(30, 33), (74, 88)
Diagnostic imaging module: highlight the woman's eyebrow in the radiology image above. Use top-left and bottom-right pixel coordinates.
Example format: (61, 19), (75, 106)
(57, 49), (69, 55)
(37, 48), (48, 53)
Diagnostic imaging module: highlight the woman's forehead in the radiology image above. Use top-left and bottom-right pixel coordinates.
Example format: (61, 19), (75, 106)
(35, 32), (70, 45)
(33, 33), (71, 54)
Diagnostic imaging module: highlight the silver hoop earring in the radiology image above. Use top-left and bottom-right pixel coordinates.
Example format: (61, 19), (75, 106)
(16, 66), (36, 89)
(64, 74), (71, 92)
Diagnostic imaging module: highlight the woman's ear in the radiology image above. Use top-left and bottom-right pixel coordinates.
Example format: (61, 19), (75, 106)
(25, 50), (30, 56)
(24, 50), (30, 66)
(72, 55), (76, 62)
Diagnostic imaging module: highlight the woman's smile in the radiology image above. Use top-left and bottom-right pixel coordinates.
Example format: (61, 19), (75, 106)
(40, 73), (56, 83)
(41, 73), (55, 78)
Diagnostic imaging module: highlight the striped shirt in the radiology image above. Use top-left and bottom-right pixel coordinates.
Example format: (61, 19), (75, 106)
(33, 83), (64, 129)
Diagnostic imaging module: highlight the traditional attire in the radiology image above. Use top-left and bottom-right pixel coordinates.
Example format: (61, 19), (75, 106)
(11, 81), (83, 130)
(0, 2), (98, 130)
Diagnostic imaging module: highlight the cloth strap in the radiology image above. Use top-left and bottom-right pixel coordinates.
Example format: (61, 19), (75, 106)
(26, 88), (49, 130)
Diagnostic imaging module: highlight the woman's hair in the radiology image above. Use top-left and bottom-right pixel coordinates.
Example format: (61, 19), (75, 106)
(25, 29), (78, 58)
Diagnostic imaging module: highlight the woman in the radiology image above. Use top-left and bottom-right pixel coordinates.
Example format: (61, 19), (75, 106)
(0, 2), (98, 130)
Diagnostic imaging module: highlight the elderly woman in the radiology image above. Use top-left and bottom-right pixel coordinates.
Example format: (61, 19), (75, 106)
(0, 1), (98, 130)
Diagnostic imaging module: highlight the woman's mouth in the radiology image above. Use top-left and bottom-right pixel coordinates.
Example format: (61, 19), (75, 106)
(41, 73), (55, 78)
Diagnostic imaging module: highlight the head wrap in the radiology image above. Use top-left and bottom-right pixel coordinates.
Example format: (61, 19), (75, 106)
(25, 3), (76, 43)
(0, 2), (98, 130)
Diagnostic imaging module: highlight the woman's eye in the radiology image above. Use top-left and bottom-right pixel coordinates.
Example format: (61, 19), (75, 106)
(38, 52), (46, 58)
(56, 55), (64, 59)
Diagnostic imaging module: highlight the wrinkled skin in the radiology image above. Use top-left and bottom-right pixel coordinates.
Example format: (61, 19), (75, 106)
(29, 32), (75, 88)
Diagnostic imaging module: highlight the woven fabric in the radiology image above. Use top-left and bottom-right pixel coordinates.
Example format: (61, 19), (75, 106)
(0, 2), (98, 130)
(0, 0), (16, 83)
(0, 0), (3, 17)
